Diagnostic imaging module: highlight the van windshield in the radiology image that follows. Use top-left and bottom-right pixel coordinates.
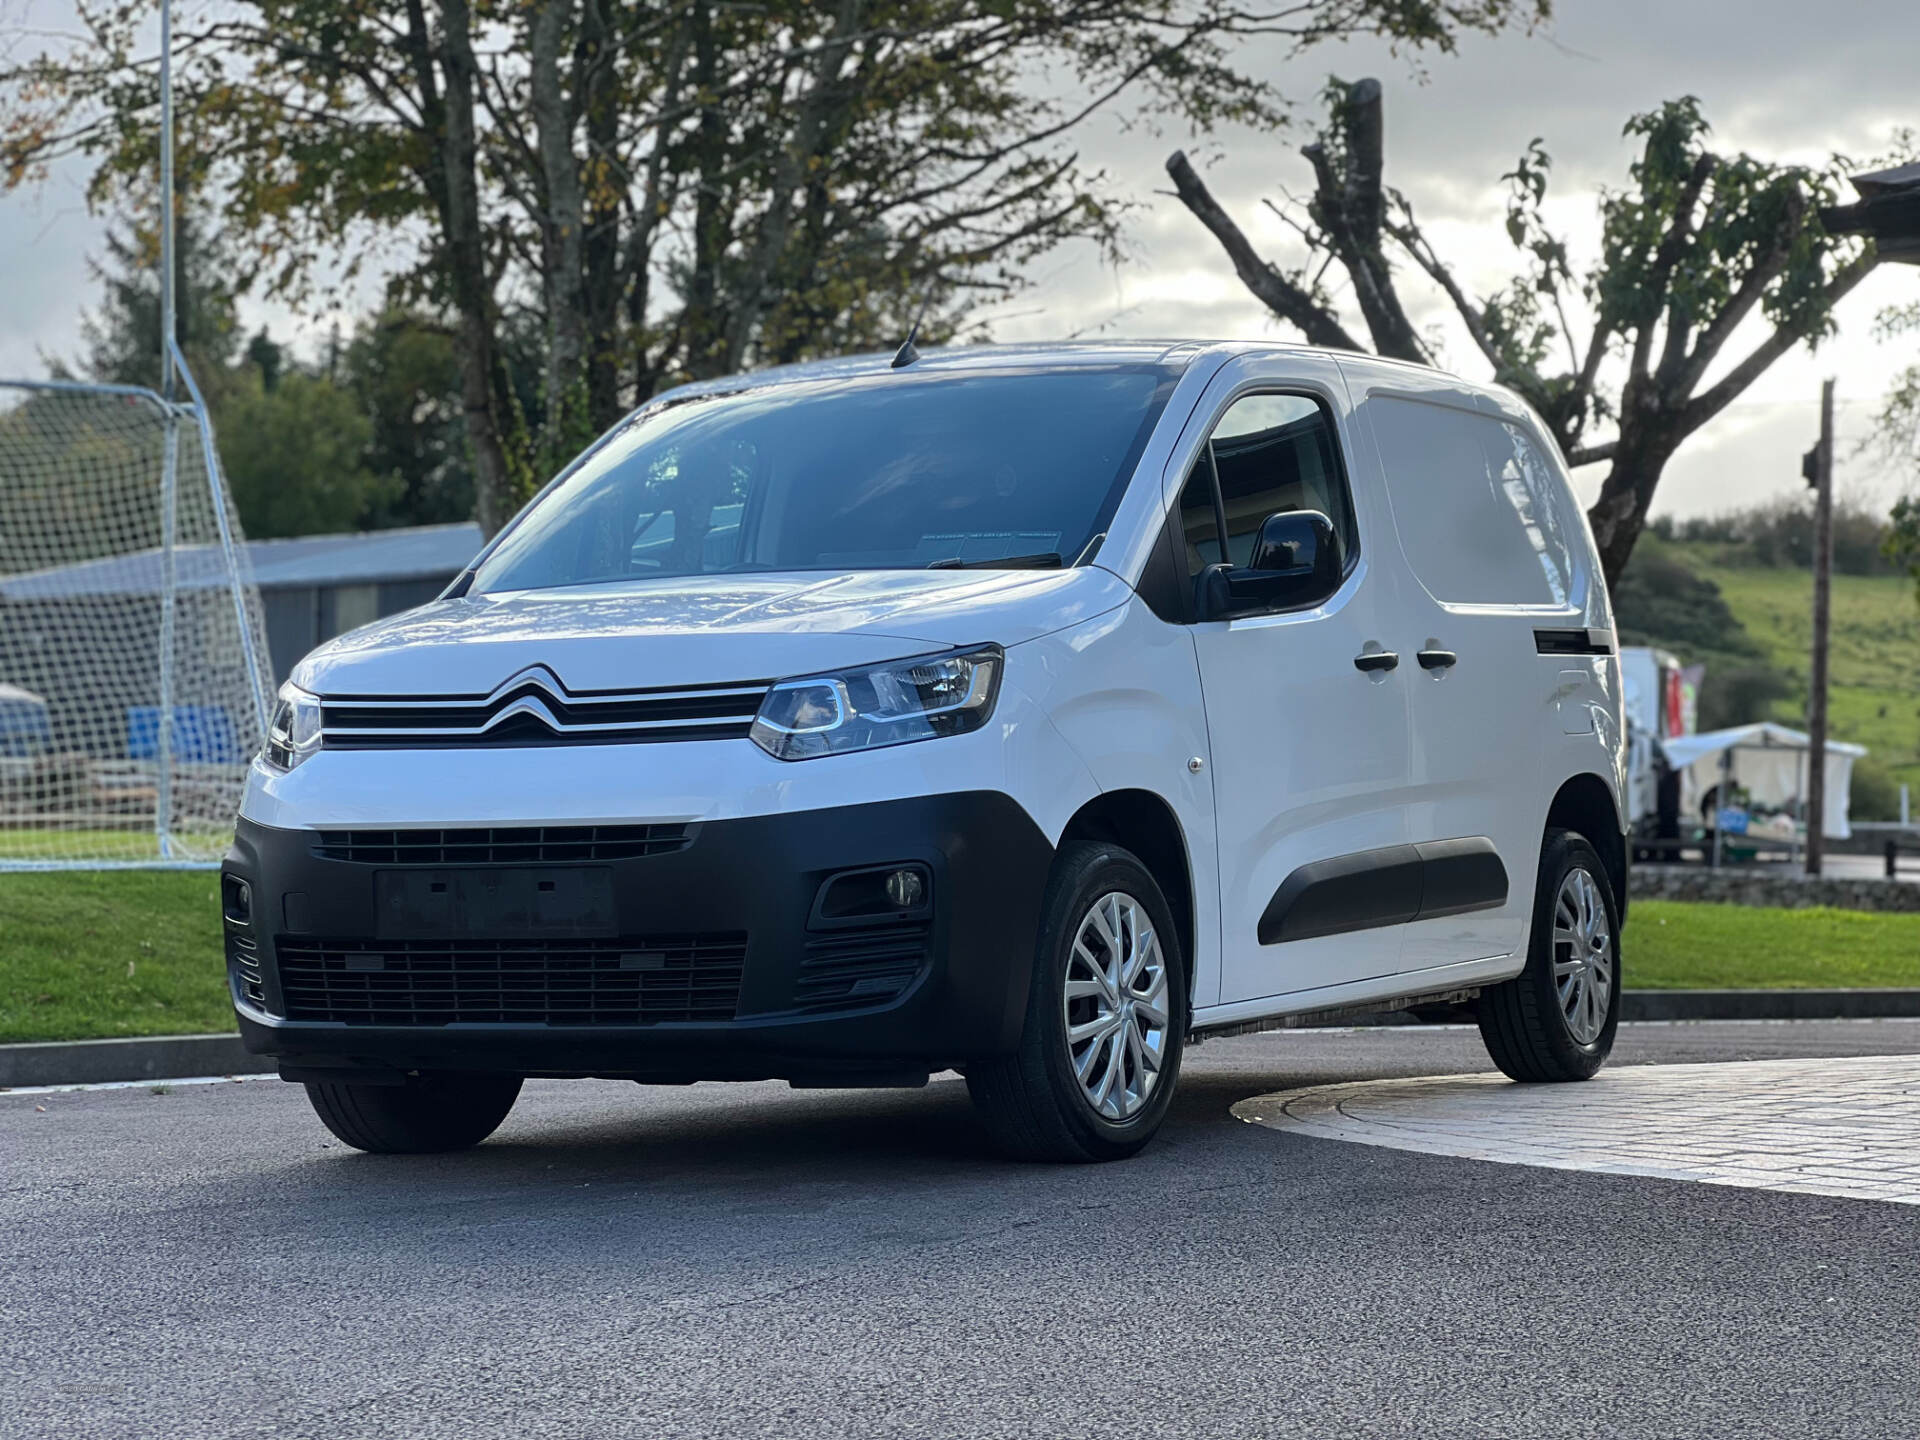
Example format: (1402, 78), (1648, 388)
(470, 365), (1177, 594)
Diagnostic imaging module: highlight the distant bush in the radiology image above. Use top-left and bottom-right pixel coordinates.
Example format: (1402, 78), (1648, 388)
(1612, 537), (1764, 659)
(1850, 755), (1905, 823)
(1697, 664), (1795, 732)
(1647, 497), (1900, 576)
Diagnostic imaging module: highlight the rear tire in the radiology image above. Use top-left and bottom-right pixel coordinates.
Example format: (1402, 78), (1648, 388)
(305, 1072), (522, 1154)
(967, 841), (1187, 1162)
(1478, 829), (1620, 1082)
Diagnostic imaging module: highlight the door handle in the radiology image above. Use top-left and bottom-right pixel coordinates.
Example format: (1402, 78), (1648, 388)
(1416, 649), (1458, 671)
(1353, 650), (1399, 673)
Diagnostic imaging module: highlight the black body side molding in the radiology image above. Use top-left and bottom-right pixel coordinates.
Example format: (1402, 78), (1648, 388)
(1258, 837), (1509, 945)
(1534, 626), (1614, 656)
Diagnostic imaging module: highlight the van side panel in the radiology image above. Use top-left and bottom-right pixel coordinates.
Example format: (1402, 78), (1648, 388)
(1338, 372), (1540, 973)
(1340, 354), (1628, 884)
(1018, 600), (1223, 1008)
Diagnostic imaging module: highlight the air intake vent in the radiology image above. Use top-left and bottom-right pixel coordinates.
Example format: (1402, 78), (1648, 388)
(276, 934), (747, 1026)
(312, 825), (692, 865)
(791, 922), (931, 1014)
(228, 933), (266, 1009)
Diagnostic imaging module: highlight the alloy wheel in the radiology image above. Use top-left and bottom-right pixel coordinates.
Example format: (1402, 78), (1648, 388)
(1062, 891), (1171, 1121)
(1552, 866), (1613, 1045)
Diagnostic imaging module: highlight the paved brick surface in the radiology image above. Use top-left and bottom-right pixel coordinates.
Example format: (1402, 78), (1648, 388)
(1234, 1054), (1920, 1206)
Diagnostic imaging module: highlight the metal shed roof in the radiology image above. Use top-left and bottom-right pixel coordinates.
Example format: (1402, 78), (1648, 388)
(0, 522), (483, 600)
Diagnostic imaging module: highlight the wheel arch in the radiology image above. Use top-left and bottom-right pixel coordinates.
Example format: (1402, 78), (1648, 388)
(1544, 771), (1627, 920)
(1058, 789), (1197, 1006)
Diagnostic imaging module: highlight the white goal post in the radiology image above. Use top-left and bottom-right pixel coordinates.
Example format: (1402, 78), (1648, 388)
(0, 345), (272, 869)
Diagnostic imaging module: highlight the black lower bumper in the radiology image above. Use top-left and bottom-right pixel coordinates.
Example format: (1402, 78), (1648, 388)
(223, 792), (1054, 1084)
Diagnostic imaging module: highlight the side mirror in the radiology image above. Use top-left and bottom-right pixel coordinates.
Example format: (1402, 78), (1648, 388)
(1195, 509), (1343, 620)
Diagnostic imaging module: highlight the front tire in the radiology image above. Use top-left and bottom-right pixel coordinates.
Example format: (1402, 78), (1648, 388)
(1478, 829), (1620, 1082)
(967, 842), (1187, 1162)
(305, 1072), (522, 1154)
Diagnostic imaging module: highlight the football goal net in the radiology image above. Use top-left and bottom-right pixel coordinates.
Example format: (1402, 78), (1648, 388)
(0, 348), (271, 869)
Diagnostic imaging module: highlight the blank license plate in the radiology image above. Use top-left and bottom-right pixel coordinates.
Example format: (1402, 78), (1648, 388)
(373, 868), (616, 940)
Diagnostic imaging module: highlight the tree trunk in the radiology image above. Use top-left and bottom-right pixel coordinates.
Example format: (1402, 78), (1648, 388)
(1586, 382), (1683, 587)
(1164, 150), (1367, 353)
(681, 1), (729, 380)
(581, 0), (622, 431)
(1305, 78), (1428, 364)
(436, 0), (514, 537)
(719, 0), (863, 374)
(530, 0), (586, 435)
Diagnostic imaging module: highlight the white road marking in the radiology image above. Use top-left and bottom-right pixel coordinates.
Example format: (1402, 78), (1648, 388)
(0, 1073), (271, 1098)
(1234, 1054), (1920, 1206)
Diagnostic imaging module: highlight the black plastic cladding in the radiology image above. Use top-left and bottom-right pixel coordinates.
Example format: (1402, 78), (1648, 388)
(223, 792), (1054, 1083)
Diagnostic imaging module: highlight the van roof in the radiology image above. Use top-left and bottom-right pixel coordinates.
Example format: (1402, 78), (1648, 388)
(639, 340), (1536, 438)
(649, 338), (1480, 397)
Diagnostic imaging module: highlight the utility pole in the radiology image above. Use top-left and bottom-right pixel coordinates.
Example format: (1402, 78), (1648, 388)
(158, 0), (174, 399)
(1803, 378), (1835, 877)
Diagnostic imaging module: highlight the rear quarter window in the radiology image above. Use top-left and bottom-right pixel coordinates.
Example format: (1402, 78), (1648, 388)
(1370, 395), (1578, 608)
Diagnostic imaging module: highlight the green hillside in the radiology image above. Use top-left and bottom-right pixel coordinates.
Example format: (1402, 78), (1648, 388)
(1620, 537), (1920, 800)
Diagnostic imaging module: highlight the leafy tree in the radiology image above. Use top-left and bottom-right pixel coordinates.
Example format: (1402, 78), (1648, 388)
(1871, 303), (1920, 605)
(217, 368), (399, 538)
(343, 310), (476, 530)
(4, 0), (1548, 535)
(74, 217), (420, 538)
(78, 213), (243, 391)
(1168, 80), (1882, 584)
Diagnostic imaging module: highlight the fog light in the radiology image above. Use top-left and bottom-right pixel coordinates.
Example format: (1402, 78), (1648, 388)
(221, 875), (252, 925)
(811, 863), (933, 928)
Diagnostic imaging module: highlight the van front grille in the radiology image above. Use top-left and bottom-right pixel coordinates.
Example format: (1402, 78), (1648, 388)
(312, 824), (691, 865)
(275, 934), (747, 1026)
(319, 668), (768, 749)
(791, 923), (932, 1014)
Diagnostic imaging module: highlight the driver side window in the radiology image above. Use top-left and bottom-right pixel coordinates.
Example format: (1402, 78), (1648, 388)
(1176, 393), (1358, 581)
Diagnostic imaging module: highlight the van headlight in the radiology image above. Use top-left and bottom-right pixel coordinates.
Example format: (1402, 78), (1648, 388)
(264, 682), (323, 771)
(749, 644), (1003, 761)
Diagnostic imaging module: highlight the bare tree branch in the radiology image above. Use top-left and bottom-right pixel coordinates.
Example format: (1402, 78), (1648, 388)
(1164, 149), (1366, 353)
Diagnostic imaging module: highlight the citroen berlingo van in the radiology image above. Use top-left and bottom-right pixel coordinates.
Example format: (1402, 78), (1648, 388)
(223, 341), (1627, 1162)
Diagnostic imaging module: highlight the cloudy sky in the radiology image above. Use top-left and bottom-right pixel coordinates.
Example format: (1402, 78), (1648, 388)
(2, 0), (1915, 518)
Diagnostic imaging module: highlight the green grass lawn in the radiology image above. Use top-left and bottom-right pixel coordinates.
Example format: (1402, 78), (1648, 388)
(3, 875), (1918, 1044)
(1624, 899), (1920, 990)
(0, 827), (229, 864)
(0, 870), (231, 1043)
(1683, 550), (1920, 795)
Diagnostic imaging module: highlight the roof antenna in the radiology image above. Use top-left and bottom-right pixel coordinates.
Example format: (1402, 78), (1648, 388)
(891, 302), (929, 369)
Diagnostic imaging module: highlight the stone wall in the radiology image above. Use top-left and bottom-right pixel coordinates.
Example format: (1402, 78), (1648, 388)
(1631, 864), (1920, 913)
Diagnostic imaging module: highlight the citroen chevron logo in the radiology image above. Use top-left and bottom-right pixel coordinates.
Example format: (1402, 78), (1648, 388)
(480, 694), (566, 734)
(487, 664), (572, 703)
(479, 665), (574, 734)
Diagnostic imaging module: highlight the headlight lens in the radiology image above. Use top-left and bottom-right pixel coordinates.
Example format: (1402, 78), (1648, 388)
(749, 644), (1003, 761)
(264, 682), (323, 771)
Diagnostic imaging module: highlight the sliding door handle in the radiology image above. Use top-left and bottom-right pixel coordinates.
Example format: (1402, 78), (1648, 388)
(1353, 650), (1399, 674)
(1416, 649), (1458, 671)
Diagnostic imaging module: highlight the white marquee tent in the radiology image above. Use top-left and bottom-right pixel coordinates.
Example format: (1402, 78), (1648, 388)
(1661, 721), (1867, 841)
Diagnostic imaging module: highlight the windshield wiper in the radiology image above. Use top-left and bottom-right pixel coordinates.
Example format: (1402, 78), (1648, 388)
(926, 551), (1063, 571)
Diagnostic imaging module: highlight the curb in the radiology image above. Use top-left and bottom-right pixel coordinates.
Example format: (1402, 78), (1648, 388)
(0, 1033), (273, 1089)
(1621, 989), (1920, 1022)
(7, 993), (1920, 1088)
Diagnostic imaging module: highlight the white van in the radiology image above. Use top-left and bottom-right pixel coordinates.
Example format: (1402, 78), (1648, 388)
(224, 342), (1627, 1162)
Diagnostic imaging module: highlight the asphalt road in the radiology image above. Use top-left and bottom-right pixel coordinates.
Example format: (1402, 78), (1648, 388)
(7, 1020), (1920, 1440)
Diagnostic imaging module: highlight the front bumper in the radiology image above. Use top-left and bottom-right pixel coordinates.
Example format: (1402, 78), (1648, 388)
(223, 791), (1054, 1084)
